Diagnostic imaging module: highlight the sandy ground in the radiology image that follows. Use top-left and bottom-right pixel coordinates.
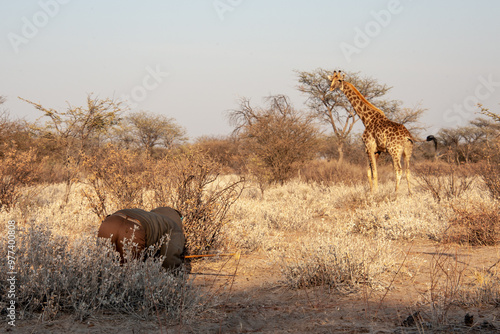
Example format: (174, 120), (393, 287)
(5, 240), (500, 333)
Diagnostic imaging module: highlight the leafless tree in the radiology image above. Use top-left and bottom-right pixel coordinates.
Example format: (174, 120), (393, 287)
(387, 102), (428, 136)
(229, 95), (320, 185)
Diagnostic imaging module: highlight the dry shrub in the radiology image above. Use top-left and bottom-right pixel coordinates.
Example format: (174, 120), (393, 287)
(231, 95), (320, 185)
(151, 148), (245, 255)
(81, 145), (150, 219)
(345, 189), (449, 242)
(458, 270), (500, 307)
(0, 221), (202, 321)
(194, 135), (243, 173)
(414, 161), (476, 202)
(480, 162), (500, 200)
(444, 201), (500, 246)
(300, 160), (365, 186)
(81, 145), (244, 255)
(274, 235), (395, 291)
(421, 246), (469, 325)
(0, 147), (38, 211)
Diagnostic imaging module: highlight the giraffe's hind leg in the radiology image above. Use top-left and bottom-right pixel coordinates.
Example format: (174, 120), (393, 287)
(403, 142), (413, 195)
(390, 149), (403, 193)
(367, 151), (380, 193)
(394, 157), (403, 193)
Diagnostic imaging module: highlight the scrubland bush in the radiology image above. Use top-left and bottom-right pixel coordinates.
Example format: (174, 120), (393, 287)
(413, 161), (476, 202)
(411, 161), (500, 245)
(273, 235), (397, 290)
(0, 147), (38, 211)
(80, 145), (244, 255)
(458, 270), (500, 307)
(82, 145), (150, 219)
(229, 95), (320, 185)
(0, 221), (202, 322)
(300, 160), (365, 186)
(444, 201), (500, 246)
(194, 135), (243, 173)
(150, 148), (245, 255)
(480, 161), (500, 200)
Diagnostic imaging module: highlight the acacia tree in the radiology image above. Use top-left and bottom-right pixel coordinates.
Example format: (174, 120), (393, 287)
(479, 103), (500, 123)
(21, 94), (122, 201)
(229, 95), (319, 185)
(22, 94), (121, 152)
(297, 69), (425, 163)
(0, 97), (31, 151)
(115, 111), (187, 155)
(438, 117), (498, 164)
(477, 104), (500, 198)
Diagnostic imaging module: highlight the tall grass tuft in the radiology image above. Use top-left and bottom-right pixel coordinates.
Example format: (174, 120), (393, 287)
(273, 235), (396, 291)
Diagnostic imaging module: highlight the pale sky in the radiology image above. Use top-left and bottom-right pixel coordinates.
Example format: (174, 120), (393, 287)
(1, 0), (499, 139)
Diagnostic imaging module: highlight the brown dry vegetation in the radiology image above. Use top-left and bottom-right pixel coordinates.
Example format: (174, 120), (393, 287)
(1, 160), (500, 333)
(0, 99), (499, 332)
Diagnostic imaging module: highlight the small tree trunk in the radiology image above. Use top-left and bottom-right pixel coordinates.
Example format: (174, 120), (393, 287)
(337, 141), (345, 165)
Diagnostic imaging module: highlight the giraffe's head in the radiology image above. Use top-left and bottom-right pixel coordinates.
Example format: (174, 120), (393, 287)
(327, 71), (345, 91)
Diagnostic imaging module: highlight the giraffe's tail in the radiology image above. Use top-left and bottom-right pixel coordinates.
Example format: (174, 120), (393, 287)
(408, 135), (437, 151)
(426, 135), (437, 151)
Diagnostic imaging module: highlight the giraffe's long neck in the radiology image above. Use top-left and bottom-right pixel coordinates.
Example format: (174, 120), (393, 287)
(342, 82), (386, 126)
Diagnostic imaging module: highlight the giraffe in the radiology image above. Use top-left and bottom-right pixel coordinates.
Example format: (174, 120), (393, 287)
(328, 71), (436, 194)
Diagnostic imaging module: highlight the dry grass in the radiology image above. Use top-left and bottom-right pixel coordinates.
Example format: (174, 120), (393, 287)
(0, 162), (499, 327)
(481, 161), (500, 200)
(444, 201), (500, 246)
(272, 234), (397, 291)
(413, 162), (477, 203)
(458, 269), (500, 307)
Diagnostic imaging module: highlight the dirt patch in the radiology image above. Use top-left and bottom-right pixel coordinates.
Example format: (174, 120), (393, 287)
(5, 241), (500, 333)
